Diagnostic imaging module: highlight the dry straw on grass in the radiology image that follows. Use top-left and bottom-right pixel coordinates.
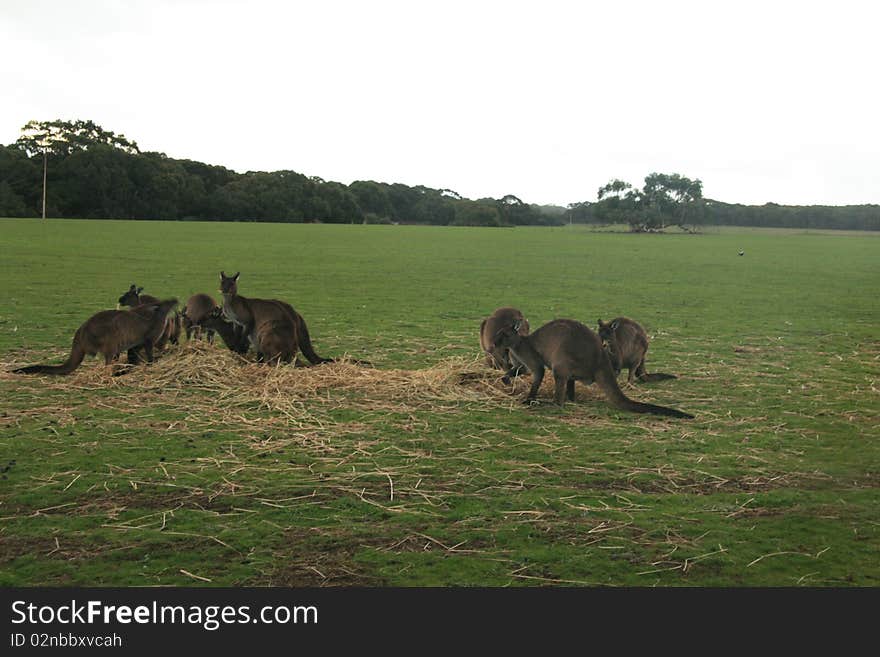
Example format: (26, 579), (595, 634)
(2, 342), (528, 424)
(155, 344), (527, 410)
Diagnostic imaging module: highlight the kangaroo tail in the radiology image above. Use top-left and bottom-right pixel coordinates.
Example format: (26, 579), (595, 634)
(14, 331), (86, 376)
(294, 314), (333, 365)
(597, 366), (693, 419)
(637, 372), (678, 383)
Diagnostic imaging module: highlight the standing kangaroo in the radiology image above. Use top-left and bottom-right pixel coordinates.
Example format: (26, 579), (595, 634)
(117, 284), (179, 348)
(219, 271), (303, 364)
(489, 318), (693, 419)
(182, 293), (219, 342)
(220, 271), (357, 365)
(597, 317), (677, 384)
(14, 299), (178, 375)
(480, 307), (530, 373)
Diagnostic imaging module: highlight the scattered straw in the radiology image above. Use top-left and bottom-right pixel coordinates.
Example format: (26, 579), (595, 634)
(2, 342), (527, 426)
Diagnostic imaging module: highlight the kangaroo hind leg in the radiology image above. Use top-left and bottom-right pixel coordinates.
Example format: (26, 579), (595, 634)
(553, 372), (569, 406)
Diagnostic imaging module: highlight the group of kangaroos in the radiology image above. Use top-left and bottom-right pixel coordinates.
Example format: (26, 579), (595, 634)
(13, 272), (694, 420)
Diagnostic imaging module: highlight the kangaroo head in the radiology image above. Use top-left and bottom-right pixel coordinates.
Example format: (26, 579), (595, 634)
(118, 284), (143, 307)
(597, 319), (620, 344)
(220, 271), (240, 295)
(491, 321), (523, 351)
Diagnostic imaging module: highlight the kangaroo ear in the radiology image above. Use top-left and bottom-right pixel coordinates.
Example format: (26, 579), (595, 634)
(136, 287), (143, 295)
(221, 271), (227, 279)
(610, 319), (620, 331)
(129, 284), (137, 292)
(233, 272), (240, 280)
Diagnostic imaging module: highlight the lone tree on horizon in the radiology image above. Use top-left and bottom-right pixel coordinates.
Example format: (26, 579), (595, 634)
(15, 119), (140, 219)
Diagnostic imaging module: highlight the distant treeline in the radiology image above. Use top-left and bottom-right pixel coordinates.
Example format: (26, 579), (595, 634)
(0, 140), (555, 227)
(1, 120), (877, 230)
(568, 197), (880, 231)
(704, 201), (880, 231)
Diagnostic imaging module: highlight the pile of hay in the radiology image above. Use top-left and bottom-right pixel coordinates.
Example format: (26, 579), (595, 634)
(4, 342), (529, 422)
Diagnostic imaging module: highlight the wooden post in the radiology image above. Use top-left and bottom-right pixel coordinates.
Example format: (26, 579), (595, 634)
(42, 149), (47, 219)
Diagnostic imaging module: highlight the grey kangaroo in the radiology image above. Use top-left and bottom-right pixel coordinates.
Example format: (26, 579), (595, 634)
(480, 307), (530, 374)
(117, 284), (179, 348)
(489, 318), (693, 419)
(220, 271), (368, 365)
(182, 293), (219, 342)
(14, 299), (178, 375)
(597, 317), (677, 384)
(219, 271), (308, 364)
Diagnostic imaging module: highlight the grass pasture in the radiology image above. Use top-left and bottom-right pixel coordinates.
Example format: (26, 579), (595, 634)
(0, 219), (877, 586)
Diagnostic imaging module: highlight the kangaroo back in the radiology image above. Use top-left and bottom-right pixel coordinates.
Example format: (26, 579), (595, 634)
(274, 302), (331, 365)
(185, 294), (218, 323)
(253, 318), (298, 364)
(142, 300), (178, 341)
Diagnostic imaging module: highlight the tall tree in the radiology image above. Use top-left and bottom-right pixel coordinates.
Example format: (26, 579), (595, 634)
(641, 172), (704, 231)
(594, 174), (704, 232)
(14, 119), (139, 218)
(594, 179), (642, 228)
(349, 180), (394, 219)
(15, 119), (139, 156)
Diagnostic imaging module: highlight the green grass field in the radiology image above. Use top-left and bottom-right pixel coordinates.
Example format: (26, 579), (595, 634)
(0, 219), (877, 586)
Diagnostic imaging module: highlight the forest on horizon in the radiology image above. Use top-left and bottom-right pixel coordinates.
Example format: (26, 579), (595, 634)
(1, 120), (878, 231)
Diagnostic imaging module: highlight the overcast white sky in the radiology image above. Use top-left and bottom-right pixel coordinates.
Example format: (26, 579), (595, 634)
(1, 0), (878, 206)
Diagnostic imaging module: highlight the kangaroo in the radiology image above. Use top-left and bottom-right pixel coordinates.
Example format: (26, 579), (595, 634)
(597, 317), (677, 384)
(480, 307), (530, 373)
(117, 284), (159, 308)
(219, 272), (299, 362)
(271, 299), (334, 364)
(14, 299), (178, 375)
(252, 318), (300, 364)
(220, 271), (366, 365)
(201, 307), (249, 354)
(117, 284), (178, 348)
(182, 293), (219, 342)
(489, 319), (693, 419)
